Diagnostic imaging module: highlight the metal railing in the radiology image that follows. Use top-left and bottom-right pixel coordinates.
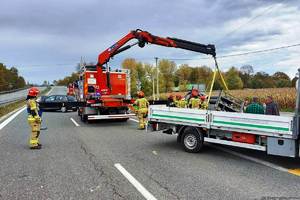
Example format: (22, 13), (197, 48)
(0, 87), (30, 95)
(0, 97), (26, 106)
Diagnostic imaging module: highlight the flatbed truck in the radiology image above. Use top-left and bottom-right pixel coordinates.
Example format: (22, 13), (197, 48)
(147, 73), (300, 158)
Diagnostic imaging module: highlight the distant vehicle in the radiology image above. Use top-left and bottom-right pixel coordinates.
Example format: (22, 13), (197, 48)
(38, 95), (78, 112)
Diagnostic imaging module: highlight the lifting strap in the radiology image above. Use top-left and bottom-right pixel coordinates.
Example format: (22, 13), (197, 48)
(204, 57), (229, 109)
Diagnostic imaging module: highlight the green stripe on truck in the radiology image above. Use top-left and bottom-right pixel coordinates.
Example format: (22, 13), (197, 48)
(213, 120), (289, 131)
(151, 114), (205, 122)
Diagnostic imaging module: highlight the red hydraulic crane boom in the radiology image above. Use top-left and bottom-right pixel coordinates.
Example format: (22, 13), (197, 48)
(97, 29), (216, 67)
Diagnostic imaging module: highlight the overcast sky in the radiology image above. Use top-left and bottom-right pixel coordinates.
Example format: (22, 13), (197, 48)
(1, 0), (299, 83)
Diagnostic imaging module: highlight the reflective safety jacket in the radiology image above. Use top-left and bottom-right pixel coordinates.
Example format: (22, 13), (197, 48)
(27, 99), (40, 117)
(177, 99), (187, 108)
(189, 97), (201, 109)
(134, 98), (149, 110)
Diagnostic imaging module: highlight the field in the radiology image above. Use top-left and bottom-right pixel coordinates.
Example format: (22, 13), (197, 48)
(159, 87), (297, 111)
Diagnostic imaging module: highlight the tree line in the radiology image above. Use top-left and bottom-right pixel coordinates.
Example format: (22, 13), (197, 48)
(55, 58), (297, 97)
(122, 58), (296, 97)
(55, 72), (79, 86)
(0, 63), (26, 92)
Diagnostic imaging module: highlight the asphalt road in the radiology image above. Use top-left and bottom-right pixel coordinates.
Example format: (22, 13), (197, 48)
(0, 86), (300, 200)
(0, 87), (46, 105)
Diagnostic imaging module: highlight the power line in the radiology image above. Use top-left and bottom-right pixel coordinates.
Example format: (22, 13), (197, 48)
(156, 43), (300, 61)
(218, 43), (300, 58)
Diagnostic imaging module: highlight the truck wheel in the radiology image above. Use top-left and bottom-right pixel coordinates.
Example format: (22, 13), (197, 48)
(181, 127), (204, 153)
(61, 106), (67, 113)
(81, 114), (88, 122)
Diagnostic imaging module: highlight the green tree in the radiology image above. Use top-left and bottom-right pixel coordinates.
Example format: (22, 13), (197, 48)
(0, 63), (26, 91)
(176, 64), (192, 83)
(122, 58), (139, 96)
(190, 66), (213, 86)
(122, 59), (155, 97)
(143, 63), (155, 97)
(158, 59), (176, 93)
(175, 64), (192, 91)
(225, 67), (243, 89)
(272, 71), (291, 88)
(56, 72), (79, 86)
(239, 65), (254, 88)
(250, 72), (275, 88)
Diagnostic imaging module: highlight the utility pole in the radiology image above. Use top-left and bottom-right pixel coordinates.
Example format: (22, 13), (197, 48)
(152, 74), (155, 100)
(155, 57), (159, 100)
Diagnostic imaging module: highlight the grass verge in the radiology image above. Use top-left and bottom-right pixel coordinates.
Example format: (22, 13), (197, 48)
(0, 87), (52, 118)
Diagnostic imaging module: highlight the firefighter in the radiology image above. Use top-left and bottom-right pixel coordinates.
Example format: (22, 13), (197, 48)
(26, 87), (42, 149)
(167, 94), (176, 107)
(134, 91), (149, 129)
(177, 96), (187, 108)
(200, 95), (207, 109)
(189, 89), (201, 109)
(174, 94), (181, 107)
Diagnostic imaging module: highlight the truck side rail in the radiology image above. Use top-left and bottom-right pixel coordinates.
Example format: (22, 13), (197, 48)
(148, 105), (295, 139)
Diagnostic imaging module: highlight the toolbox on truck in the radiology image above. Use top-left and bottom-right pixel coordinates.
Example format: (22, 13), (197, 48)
(232, 132), (256, 144)
(267, 137), (297, 157)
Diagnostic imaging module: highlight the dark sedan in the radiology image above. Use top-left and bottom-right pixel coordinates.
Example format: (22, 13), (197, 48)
(38, 95), (78, 112)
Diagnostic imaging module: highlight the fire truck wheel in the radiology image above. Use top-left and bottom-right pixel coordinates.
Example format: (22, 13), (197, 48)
(81, 114), (88, 122)
(61, 106), (67, 113)
(181, 127), (204, 153)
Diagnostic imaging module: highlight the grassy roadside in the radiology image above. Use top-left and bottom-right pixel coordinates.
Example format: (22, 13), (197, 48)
(0, 87), (52, 118)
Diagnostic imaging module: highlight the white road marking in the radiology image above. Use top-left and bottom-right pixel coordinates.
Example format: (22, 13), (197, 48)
(114, 163), (157, 200)
(129, 118), (139, 123)
(70, 118), (80, 127)
(0, 106), (27, 130)
(211, 145), (290, 173)
(45, 87), (53, 96)
(152, 151), (158, 155)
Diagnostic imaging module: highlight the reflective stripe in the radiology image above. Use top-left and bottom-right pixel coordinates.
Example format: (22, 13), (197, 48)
(29, 139), (38, 145)
(213, 120), (289, 131)
(136, 98), (149, 109)
(152, 114), (204, 122)
(190, 98), (200, 108)
(178, 100), (187, 108)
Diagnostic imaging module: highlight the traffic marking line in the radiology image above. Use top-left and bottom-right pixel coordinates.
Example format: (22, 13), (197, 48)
(70, 118), (80, 127)
(45, 87), (53, 95)
(129, 118), (139, 123)
(114, 163), (157, 200)
(0, 106), (26, 130)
